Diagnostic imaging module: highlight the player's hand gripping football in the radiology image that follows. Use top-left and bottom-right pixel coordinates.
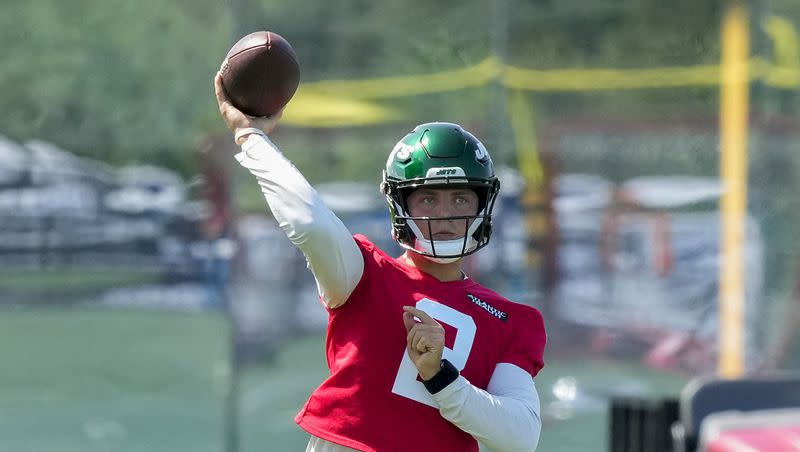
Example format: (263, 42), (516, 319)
(402, 306), (446, 381)
(214, 72), (282, 144)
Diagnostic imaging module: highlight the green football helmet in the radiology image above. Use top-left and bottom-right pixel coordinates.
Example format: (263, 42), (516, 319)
(381, 122), (500, 262)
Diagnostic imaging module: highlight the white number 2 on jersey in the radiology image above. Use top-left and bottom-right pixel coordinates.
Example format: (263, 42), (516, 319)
(391, 298), (476, 407)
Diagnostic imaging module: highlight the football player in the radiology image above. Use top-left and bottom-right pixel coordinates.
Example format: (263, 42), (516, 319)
(215, 73), (546, 452)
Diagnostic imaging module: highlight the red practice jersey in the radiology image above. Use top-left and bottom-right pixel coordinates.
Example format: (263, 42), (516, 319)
(295, 235), (547, 451)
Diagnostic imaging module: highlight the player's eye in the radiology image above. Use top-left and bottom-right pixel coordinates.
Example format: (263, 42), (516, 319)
(454, 194), (476, 206)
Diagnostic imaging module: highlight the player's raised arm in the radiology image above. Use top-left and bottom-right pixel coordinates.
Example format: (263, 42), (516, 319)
(214, 72), (363, 309)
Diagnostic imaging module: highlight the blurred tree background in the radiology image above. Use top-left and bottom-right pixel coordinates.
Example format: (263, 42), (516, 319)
(0, 0), (756, 177)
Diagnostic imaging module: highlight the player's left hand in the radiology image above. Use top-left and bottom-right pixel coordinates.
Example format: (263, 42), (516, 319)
(402, 306), (446, 381)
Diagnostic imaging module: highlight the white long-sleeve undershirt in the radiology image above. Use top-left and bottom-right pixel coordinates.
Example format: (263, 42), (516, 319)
(235, 134), (363, 308)
(433, 363), (542, 451)
(236, 133), (541, 451)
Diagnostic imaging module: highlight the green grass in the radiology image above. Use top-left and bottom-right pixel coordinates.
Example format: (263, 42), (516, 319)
(0, 268), (162, 291)
(0, 308), (690, 452)
(0, 309), (230, 452)
(238, 334), (329, 452)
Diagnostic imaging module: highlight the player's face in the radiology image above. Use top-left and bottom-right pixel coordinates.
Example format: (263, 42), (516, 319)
(406, 188), (479, 240)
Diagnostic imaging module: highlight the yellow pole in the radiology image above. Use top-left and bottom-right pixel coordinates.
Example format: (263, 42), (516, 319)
(508, 90), (544, 188)
(507, 90), (549, 280)
(718, 2), (750, 378)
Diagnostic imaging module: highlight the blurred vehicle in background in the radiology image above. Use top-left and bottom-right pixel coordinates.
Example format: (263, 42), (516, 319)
(553, 173), (764, 373)
(0, 135), (225, 311)
(104, 165), (186, 215)
(0, 137), (155, 273)
(0, 136), (31, 187)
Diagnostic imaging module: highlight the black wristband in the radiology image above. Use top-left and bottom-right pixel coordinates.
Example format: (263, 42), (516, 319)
(422, 359), (460, 394)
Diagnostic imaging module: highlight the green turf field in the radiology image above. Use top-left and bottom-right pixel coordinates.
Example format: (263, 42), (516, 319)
(0, 269), (162, 291)
(0, 308), (689, 452)
(0, 309), (230, 452)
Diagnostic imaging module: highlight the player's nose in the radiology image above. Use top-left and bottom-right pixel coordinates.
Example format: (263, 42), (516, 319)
(431, 199), (459, 218)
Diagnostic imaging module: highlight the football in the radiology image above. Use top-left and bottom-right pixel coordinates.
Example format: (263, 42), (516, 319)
(220, 31), (300, 117)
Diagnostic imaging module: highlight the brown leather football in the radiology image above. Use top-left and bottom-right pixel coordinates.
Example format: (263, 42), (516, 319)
(220, 31), (300, 117)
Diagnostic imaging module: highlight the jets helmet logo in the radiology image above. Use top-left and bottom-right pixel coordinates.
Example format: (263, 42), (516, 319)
(393, 142), (413, 162)
(475, 142), (489, 161)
